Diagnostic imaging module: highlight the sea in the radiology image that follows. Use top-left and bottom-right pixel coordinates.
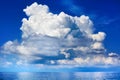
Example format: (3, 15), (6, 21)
(0, 72), (120, 80)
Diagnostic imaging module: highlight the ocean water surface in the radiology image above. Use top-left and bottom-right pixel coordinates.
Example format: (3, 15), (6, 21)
(0, 72), (120, 80)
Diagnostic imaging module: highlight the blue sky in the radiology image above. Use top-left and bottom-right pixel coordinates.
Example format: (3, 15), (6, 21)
(0, 0), (120, 71)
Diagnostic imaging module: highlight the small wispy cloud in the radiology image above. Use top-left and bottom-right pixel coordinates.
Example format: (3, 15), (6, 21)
(61, 0), (84, 15)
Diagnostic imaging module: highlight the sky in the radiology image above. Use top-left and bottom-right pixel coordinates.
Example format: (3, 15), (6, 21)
(0, 0), (120, 72)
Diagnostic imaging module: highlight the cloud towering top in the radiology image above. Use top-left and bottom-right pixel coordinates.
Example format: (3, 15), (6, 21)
(1, 2), (120, 67)
(22, 2), (94, 39)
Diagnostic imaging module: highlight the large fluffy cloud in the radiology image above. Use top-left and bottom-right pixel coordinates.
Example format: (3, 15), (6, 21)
(1, 2), (120, 66)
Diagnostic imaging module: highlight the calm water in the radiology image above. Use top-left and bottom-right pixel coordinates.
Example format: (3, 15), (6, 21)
(0, 72), (120, 80)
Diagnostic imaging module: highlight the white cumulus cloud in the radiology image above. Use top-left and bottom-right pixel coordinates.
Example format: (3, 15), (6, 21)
(1, 2), (120, 66)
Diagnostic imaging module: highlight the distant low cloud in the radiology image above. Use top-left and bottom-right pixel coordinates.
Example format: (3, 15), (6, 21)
(1, 2), (120, 67)
(108, 52), (119, 57)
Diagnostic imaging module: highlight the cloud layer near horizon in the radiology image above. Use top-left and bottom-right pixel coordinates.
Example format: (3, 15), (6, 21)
(1, 2), (120, 67)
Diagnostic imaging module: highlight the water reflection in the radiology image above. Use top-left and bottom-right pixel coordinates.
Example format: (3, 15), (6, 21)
(17, 72), (75, 80)
(0, 72), (120, 80)
(74, 72), (105, 80)
(17, 72), (56, 80)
